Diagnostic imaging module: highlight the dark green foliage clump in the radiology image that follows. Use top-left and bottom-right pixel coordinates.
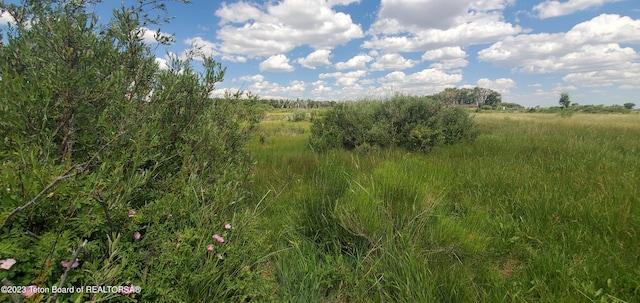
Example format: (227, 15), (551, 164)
(310, 94), (479, 152)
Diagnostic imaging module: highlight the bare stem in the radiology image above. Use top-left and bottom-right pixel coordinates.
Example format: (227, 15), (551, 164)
(48, 240), (88, 303)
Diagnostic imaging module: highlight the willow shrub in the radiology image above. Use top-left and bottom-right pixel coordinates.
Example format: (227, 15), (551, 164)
(310, 94), (479, 153)
(0, 1), (268, 302)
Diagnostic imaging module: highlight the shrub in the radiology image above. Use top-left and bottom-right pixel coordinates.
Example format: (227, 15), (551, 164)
(288, 110), (307, 122)
(310, 95), (478, 152)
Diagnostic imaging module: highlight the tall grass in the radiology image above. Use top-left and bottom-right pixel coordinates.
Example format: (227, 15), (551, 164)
(248, 112), (640, 302)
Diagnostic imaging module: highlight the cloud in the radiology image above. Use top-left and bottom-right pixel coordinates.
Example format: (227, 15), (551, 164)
(422, 46), (468, 71)
(476, 78), (516, 93)
(364, 0), (521, 53)
(429, 59), (469, 71)
(565, 14), (640, 44)
(215, 0), (363, 57)
(478, 14), (640, 73)
(216, 1), (264, 25)
(311, 80), (333, 95)
(335, 54), (373, 70)
(364, 8), (522, 52)
(221, 55), (247, 63)
(422, 46), (467, 60)
(259, 54), (295, 72)
(562, 63), (640, 87)
(378, 68), (463, 95)
(155, 57), (169, 70)
(0, 11), (15, 26)
(478, 14), (640, 89)
(231, 74), (307, 98)
(375, 0), (471, 30)
(320, 70), (367, 86)
(533, 0), (623, 19)
(297, 50), (332, 69)
(470, 0), (516, 11)
(370, 53), (417, 71)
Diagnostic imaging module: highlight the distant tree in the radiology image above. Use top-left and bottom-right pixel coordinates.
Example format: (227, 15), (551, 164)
(559, 92), (571, 109)
(484, 90), (502, 107)
(623, 102), (635, 110)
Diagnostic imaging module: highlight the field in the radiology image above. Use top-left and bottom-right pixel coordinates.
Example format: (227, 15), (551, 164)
(247, 112), (640, 302)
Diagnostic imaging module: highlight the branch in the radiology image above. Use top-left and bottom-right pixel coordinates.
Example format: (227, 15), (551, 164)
(47, 239), (88, 303)
(95, 191), (114, 235)
(0, 162), (85, 232)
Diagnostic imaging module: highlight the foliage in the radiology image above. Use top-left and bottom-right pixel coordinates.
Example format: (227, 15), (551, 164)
(0, 1), (268, 302)
(559, 92), (571, 108)
(433, 86), (502, 107)
(623, 102), (635, 110)
(288, 110), (308, 122)
(527, 104), (634, 114)
(310, 94), (479, 152)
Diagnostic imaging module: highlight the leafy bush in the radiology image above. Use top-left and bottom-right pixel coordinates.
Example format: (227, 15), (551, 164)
(0, 1), (268, 302)
(288, 111), (307, 122)
(310, 95), (478, 152)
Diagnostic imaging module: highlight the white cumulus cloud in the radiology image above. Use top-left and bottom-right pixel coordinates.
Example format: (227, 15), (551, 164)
(478, 14), (640, 89)
(370, 53), (417, 71)
(477, 78), (516, 93)
(533, 0), (623, 19)
(335, 54), (373, 70)
(378, 68), (463, 95)
(259, 54), (295, 72)
(320, 70), (367, 86)
(297, 50), (332, 69)
(214, 0), (363, 57)
(364, 0), (521, 52)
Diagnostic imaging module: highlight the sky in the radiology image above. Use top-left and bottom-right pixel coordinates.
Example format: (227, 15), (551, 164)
(2, 0), (640, 107)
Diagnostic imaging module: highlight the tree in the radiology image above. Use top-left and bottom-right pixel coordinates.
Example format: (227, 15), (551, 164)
(623, 103), (635, 110)
(559, 92), (571, 108)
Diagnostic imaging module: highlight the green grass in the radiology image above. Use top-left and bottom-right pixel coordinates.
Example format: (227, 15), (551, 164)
(247, 112), (640, 302)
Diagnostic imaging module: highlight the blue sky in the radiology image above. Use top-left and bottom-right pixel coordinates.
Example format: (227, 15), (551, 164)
(3, 1), (639, 107)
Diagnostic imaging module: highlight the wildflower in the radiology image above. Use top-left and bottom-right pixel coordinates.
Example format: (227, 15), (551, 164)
(128, 209), (136, 218)
(0, 258), (16, 270)
(23, 285), (36, 297)
(207, 244), (214, 251)
(217, 253), (224, 260)
(133, 232), (141, 240)
(61, 259), (79, 269)
(212, 234), (224, 243)
(224, 223), (231, 229)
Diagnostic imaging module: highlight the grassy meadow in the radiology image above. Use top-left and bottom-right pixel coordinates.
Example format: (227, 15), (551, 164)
(247, 112), (640, 302)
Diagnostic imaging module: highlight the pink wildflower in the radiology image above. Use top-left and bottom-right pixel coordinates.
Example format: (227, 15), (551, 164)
(128, 209), (136, 218)
(224, 223), (231, 229)
(61, 259), (79, 269)
(133, 232), (141, 240)
(23, 285), (36, 297)
(207, 244), (214, 251)
(0, 258), (16, 270)
(212, 234), (224, 243)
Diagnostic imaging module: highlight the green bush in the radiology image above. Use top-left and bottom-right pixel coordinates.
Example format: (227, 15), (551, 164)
(310, 95), (478, 152)
(288, 110), (307, 122)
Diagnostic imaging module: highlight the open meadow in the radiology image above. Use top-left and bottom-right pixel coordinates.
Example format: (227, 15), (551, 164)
(248, 111), (640, 302)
